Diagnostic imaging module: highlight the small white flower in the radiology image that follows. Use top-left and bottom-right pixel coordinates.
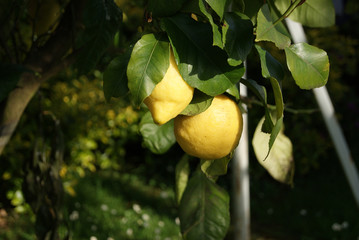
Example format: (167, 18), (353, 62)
(132, 203), (141, 213)
(90, 236), (97, 240)
(137, 219), (144, 226)
(299, 209), (307, 216)
(107, 238), (114, 240)
(341, 221), (349, 229)
(121, 217), (128, 224)
(158, 221), (165, 227)
(175, 217), (180, 225)
(126, 228), (133, 236)
(101, 204), (109, 211)
(111, 209), (117, 215)
(331, 223), (341, 231)
(160, 191), (169, 199)
(142, 213), (150, 221)
(69, 210), (79, 221)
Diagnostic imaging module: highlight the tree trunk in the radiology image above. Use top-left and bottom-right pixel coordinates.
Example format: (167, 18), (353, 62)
(0, 1), (83, 156)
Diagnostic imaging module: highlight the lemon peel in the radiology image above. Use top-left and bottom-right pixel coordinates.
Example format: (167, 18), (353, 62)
(144, 50), (194, 125)
(174, 94), (243, 160)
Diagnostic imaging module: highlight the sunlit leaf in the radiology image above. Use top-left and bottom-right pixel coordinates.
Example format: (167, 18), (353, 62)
(179, 170), (230, 240)
(199, 0), (223, 48)
(200, 156), (231, 180)
(285, 42), (329, 89)
(205, 0), (228, 20)
(274, 0), (335, 27)
(162, 14), (245, 96)
(255, 4), (291, 49)
(139, 111), (176, 154)
(252, 116), (294, 185)
(127, 33), (170, 106)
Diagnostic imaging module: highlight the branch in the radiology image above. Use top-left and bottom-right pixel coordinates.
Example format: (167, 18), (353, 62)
(0, 0), (85, 156)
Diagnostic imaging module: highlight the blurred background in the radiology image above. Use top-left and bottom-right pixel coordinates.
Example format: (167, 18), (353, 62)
(0, 0), (358, 239)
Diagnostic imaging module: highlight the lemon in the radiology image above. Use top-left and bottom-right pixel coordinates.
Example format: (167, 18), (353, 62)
(174, 94), (243, 160)
(144, 50), (194, 125)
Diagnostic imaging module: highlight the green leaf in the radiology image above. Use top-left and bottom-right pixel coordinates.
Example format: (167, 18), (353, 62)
(139, 111), (176, 154)
(274, 0), (335, 27)
(252, 116), (294, 185)
(147, 0), (188, 17)
(74, 0), (122, 74)
(255, 4), (291, 49)
(127, 33), (170, 106)
(255, 44), (285, 81)
(103, 52), (130, 102)
(0, 64), (29, 102)
(175, 154), (190, 205)
(205, 0), (228, 20)
(225, 84), (240, 100)
(199, 0), (223, 48)
(162, 14), (245, 96)
(180, 90), (213, 116)
(284, 42), (330, 89)
(200, 156), (231, 180)
(270, 77), (284, 119)
(223, 12), (254, 66)
(179, 170), (230, 240)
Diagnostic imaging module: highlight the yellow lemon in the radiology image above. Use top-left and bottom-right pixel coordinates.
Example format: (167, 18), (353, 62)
(144, 50), (194, 125)
(174, 94), (243, 160)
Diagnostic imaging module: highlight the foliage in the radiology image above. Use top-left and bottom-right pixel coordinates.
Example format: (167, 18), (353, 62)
(0, 0), (350, 239)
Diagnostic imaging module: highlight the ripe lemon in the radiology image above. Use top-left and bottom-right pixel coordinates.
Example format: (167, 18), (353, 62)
(174, 94), (243, 160)
(144, 50), (194, 125)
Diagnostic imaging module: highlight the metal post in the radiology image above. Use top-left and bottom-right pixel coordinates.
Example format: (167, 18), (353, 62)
(285, 18), (359, 207)
(232, 62), (250, 240)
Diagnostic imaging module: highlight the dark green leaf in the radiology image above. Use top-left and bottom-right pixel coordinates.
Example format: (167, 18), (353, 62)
(199, 0), (223, 48)
(74, 0), (122, 74)
(255, 4), (291, 49)
(0, 64), (29, 102)
(200, 156), (231, 180)
(242, 0), (264, 21)
(284, 42), (329, 89)
(175, 154), (190, 205)
(127, 33), (170, 106)
(139, 111), (176, 154)
(147, 0), (188, 17)
(180, 90), (213, 116)
(274, 0), (335, 27)
(223, 12), (254, 66)
(162, 14), (245, 96)
(179, 170), (230, 240)
(103, 51), (130, 102)
(255, 44), (285, 81)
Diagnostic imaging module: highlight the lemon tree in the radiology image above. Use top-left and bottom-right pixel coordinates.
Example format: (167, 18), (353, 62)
(102, 0), (333, 239)
(0, 0), (334, 239)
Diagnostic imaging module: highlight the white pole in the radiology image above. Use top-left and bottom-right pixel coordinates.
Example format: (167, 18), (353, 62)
(285, 18), (359, 207)
(232, 62), (250, 240)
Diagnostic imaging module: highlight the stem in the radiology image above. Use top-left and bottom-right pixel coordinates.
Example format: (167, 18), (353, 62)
(272, 0), (304, 27)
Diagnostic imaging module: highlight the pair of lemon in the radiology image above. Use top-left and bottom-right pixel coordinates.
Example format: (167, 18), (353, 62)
(144, 50), (243, 160)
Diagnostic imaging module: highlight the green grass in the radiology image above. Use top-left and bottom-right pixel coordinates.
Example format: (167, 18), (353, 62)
(60, 171), (181, 240)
